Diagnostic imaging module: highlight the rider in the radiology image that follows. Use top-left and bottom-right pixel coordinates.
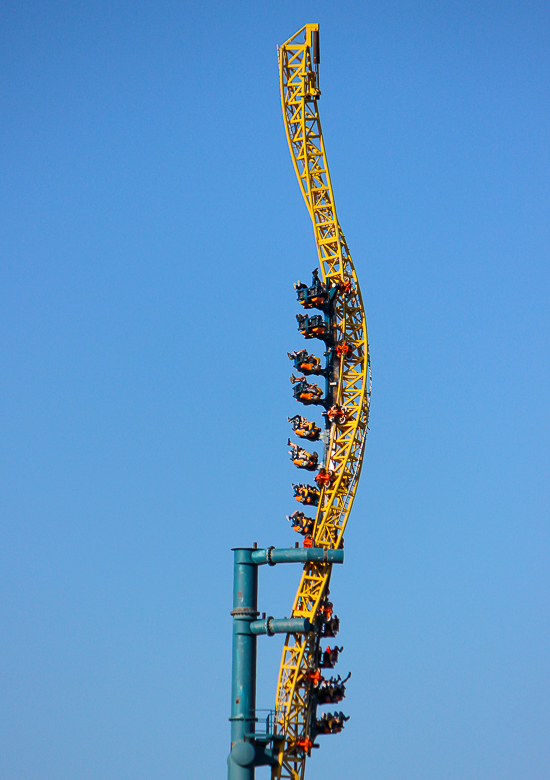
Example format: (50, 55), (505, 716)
(287, 415), (321, 440)
(287, 510), (314, 536)
(292, 483), (320, 506)
(288, 349), (322, 373)
(290, 375), (323, 402)
(288, 439), (319, 469)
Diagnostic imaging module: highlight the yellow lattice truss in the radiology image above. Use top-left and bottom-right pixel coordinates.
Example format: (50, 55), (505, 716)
(272, 25), (371, 780)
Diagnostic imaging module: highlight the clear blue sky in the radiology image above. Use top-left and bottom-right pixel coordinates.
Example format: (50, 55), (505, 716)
(1, 1), (548, 778)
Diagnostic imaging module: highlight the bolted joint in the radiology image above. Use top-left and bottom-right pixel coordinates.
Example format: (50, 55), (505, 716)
(230, 607), (259, 619)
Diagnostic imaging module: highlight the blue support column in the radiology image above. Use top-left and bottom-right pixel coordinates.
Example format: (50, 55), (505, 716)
(251, 547), (344, 565)
(228, 548), (258, 780)
(227, 546), (341, 777)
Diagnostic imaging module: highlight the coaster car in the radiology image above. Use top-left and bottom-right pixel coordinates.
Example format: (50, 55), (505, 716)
(315, 711), (350, 735)
(288, 415), (322, 441)
(315, 673), (351, 705)
(319, 645), (343, 669)
(287, 510), (315, 536)
(296, 313), (329, 341)
(292, 483), (320, 507)
(320, 615), (340, 638)
(294, 269), (337, 311)
(290, 374), (324, 405)
(288, 439), (319, 470)
(287, 349), (323, 375)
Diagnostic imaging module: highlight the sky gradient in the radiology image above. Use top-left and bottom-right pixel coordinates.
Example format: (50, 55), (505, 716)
(1, 1), (549, 778)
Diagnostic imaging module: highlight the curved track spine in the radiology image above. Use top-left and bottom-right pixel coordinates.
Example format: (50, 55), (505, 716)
(273, 25), (371, 780)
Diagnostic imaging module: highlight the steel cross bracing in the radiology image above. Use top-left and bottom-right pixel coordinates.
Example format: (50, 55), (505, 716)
(272, 25), (371, 780)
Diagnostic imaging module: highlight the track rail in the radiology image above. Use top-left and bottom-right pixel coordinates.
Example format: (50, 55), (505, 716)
(272, 25), (371, 780)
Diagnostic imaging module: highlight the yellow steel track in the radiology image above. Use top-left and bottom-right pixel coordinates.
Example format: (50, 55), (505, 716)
(272, 25), (371, 780)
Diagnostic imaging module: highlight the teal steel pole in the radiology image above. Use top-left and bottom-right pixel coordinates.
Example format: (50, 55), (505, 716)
(250, 617), (313, 635)
(227, 546), (339, 776)
(228, 548), (258, 780)
(251, 547), (344, 565)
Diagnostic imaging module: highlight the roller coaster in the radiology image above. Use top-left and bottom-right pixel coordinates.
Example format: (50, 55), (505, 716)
(228, 24), (371, 780)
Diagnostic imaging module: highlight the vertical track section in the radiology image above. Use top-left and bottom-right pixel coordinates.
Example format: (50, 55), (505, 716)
(272, 25), (371, 780)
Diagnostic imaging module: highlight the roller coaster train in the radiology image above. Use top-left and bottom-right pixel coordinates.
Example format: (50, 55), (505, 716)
(228, 24), (371, 780)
